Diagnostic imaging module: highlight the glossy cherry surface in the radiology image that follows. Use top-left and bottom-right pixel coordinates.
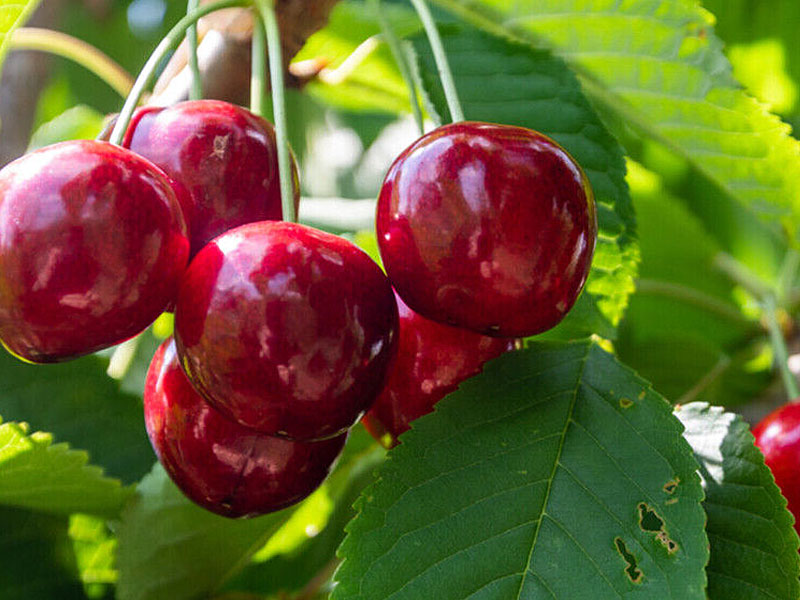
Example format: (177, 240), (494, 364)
(174, 221), (398, 441)
(362, 291), (515, 447)
(0, 140), (189, 363)
(377, 121), (596, 338)
(145, 338), (346, 518)
(121, 100), (299, 256)
(753, 402), (800, 532)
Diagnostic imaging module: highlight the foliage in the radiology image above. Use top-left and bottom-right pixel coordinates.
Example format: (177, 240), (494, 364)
(1, 0), (800, 598)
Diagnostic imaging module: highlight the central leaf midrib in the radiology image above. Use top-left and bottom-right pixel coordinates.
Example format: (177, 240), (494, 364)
(515, 345), (590, 599)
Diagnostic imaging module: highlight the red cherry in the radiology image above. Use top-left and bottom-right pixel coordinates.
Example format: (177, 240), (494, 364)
(753, 403), (800, 532)
(174, 221), (399, 441)
(0, 140), (189, 363)
(376, 121), (596, 338)
(144, 338), (346, 518)
(363, 291), (516, 447)
(120, 100), (299, 257)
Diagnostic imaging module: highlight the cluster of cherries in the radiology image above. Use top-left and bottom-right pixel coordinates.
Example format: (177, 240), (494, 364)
(0, 99), (596, 517)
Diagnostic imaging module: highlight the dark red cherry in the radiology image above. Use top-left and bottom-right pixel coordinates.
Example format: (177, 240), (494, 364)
(120, 100), (299, 257)
(363, 291), (516, 447)
(144, 338), (346, 518)
(174, 221), (399, 441)
(377, 121), (596, 338)
(753, 403), (800, 532)
(0, 140), (189, 363)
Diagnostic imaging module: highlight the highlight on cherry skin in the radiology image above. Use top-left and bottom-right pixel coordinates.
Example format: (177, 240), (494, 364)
(362, 290), (516, 448)
(752, 402), (800, 533)
(113, 99), (300, 257)
(0, 140), (189, 363)
(174, 220), (399, 442)
(144, 338), (347, 518)
(376, 121), (597, 338)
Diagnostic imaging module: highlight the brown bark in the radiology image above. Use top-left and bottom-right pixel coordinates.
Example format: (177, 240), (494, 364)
(151, 0), (342, 106)
(0, 1), (65, 167)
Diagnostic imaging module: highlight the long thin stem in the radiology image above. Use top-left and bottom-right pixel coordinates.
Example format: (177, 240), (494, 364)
(407, 0), (464, 122)
(763, 295), (800, 400)
(370, 0), (424, 134)
(250, 10), (267, 116)
(108, 0), (250, 146)
(253, 0), (296, 224)
(186, 0), (203, 100)
(10, 28), (134, 97)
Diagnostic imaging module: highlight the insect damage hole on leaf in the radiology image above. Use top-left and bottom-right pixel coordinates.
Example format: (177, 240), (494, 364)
(638, 502), (679, 555)
(614, 537), (643, 584)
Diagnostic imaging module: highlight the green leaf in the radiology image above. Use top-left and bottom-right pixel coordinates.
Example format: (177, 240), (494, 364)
(431, 0), (800, 237)
(414, 26), (637, 330)
(69, 514), (117, 599)
(703, 0), (800, 116)
(0, 506), (86, 599)
(28, 105), (106, 150)
(0, 351), (154, 484)
(617, 162), (770, 406)
(676, 403), (800, 600)
(225, 430), (384, 596)
(333, 342), (707, 599)
(115, 464), (300, 600)
(0, 419), (133, 517)
(0, 0), (43, 78)
(296, 0), (419, 114)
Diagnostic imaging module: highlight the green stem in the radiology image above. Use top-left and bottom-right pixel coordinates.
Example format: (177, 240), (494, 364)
(635, 278), (753, 326)
(108, 0), (250, 146)
(407, 0), (464, 122)
(713, 252), (773, 300)
(10, 27), (134, 98)
(253, 0), (296, 224)
(186, 0), (202, 100)
(763, 295), (800, 400)
(370, 0), (424, 134)
(250, 9), (267, 116)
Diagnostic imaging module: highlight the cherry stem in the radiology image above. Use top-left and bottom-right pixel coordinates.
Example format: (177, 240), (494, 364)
(249, 9), (267, 116)
(763, 294), (800, 400)
(370, 0), (424, 134)
(253, 0), (296, 224)
(186, 0), (203, 100)
(9, 27), (134, 98)
(407, 0), (464, 123)
(108, 0), (250, 146)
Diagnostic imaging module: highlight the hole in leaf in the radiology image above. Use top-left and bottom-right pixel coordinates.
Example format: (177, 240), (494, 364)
(637, 503), (679, 554)
(663, 478), (679, 494)
(619, 397), (633, 408)
(657, 531), (679, 554)
(638, 503), (663, 532)
(614, 537), (643, 584)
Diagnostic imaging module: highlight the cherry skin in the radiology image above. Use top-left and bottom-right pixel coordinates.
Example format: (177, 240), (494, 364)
(362, 291), (516, 447)
(118, 100), (299, 257)
(0, 140), (189, 363)
(174, 221), (399, 442)
(752, 403), (800, 533)
(377, 121), (597, 338)
(144, 338), (346, 518)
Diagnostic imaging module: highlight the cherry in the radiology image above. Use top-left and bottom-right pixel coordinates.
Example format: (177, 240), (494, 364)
(144, 338), (346, 518)
(752, 403), (800, 532)
(376, 121), (596, 338)
(117, 100), (299, 257)
(362, 291), (516, 447)
(174, 221), (398, 442)
(0, 140), (189, 363)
